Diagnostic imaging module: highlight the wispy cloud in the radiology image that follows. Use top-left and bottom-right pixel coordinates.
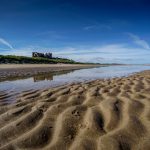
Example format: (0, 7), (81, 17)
(84, 25), (96, 30)
(83, 24), (111, 31)
(0, 46), (33, 56)
(0, 38), (13, 49)
(52, 44), (150, 64)
(127, 33), (150, 49)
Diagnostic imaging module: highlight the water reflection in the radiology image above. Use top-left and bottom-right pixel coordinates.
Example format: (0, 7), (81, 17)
(33, 74), (53, 82)
(1, 69), (75, 82)
(32, 70), (75, 82)
(1, 65), (150, 96)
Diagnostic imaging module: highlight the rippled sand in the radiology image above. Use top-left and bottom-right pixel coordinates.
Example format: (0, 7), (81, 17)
(0, 71), (150, 150)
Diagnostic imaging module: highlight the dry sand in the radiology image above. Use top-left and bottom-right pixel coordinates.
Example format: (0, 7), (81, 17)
(0, 70), (150, 150)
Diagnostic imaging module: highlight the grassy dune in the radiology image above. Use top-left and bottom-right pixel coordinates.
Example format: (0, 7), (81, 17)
(0, 55), (80, 64)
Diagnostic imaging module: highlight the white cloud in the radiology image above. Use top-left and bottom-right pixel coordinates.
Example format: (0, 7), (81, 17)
(127, 33), (150, 49)
(0, 46), (34, 56)
(52, 44), (127, 56)
(84, 25), (96, 30)
(83, 24), (111, 31)
(52, 44), (150, 64)
(0, 38), (13, 49)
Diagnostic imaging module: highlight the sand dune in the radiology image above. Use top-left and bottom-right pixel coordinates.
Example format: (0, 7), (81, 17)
(0, 71), (150, 150)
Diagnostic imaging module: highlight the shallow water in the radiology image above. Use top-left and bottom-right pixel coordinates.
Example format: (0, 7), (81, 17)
(0, 65), (150, 102)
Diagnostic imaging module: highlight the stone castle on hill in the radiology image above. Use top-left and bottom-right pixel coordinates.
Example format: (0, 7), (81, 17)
(32, 52), (52, 59)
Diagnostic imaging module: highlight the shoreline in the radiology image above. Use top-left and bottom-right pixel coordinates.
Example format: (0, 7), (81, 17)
(0, 64), (105, 81)
(0, 70), (150, 149)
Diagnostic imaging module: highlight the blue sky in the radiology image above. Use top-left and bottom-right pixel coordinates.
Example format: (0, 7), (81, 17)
(0, 0), (150, 64)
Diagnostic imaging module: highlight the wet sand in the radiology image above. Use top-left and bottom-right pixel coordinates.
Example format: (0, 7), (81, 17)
(0, 70), (150, 150)
(0, 64), (102, 81)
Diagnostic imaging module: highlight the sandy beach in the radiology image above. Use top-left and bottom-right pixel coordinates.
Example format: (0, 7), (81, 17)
(0, 64), (103, 81)
(0, 70), (150, 150)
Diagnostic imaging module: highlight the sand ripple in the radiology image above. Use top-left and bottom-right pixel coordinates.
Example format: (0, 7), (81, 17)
(0, 71), (150, 150)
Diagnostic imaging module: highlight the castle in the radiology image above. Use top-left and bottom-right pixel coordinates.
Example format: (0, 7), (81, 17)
(32, 52), (52, 59)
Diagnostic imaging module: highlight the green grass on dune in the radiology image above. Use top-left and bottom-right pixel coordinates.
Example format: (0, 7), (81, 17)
(0, 55), (82, 64)
(0, 55), (122, 65)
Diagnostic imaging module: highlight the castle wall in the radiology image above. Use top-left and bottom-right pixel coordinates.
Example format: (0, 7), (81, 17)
(32, 52), (52, 59)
